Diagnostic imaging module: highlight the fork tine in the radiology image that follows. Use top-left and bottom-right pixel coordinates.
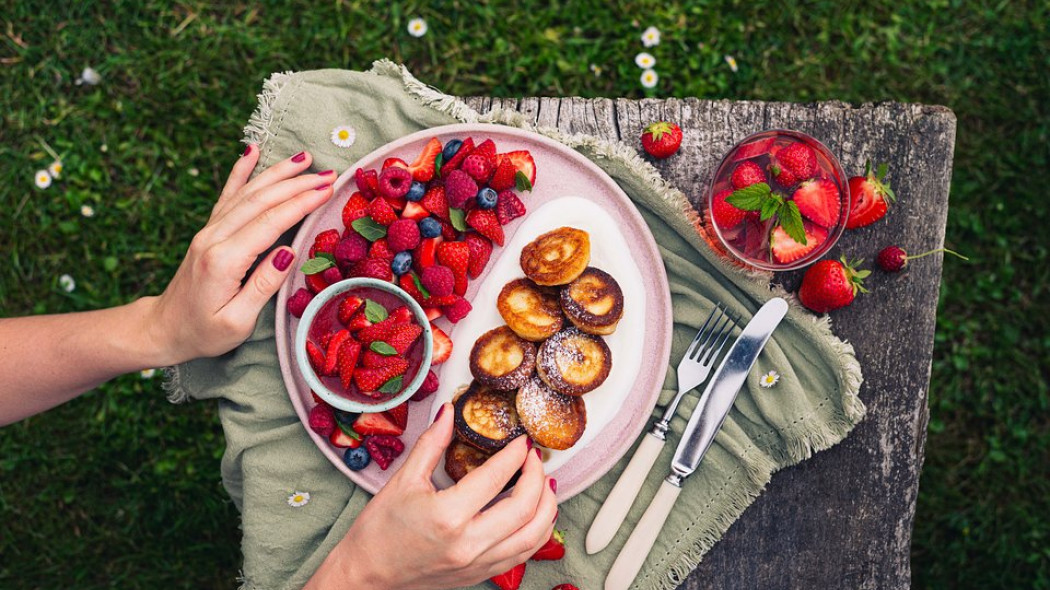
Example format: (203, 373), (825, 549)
(688, 306), (726, 361)
(696, 313), (735, 364)
(683, 305), (722, 360)
(700, 314), (737, 366)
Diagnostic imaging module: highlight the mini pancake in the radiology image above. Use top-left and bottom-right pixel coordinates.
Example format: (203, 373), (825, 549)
(453, 381), (527, 452)
(469, 326), (537, 390)
(536, 327), (612, 396)
(519, 227), (591, 286)
(444, 438), (494, 482)
(497, 278), (565, 342)
(560, 267), (624, 336)
(516, 376), (587, 450)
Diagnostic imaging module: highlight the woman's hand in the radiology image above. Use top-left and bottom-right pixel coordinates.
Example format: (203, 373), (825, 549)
(307, 403), (558, 590)
(145, 147), (333, 366)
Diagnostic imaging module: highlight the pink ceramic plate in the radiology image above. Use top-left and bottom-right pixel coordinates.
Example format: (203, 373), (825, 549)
(276, 123), (672, 502)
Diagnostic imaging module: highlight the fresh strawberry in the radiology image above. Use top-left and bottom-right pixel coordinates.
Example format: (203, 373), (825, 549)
(466, 209), (505, 246)
(464, 233), (493, 279)
(846, 162), (896, 229)
(502, 150), (537, 186)
(362, 349), (403, 368)
(770, 223), (828, 264)
(368, 238), (396, 262)
(731, 136), (775, 162)
(308, 403), (336, 437)
(440, 137), (474, 176)
(436, 241), (470, 296)
(383, 157), (408, 170)
(876, 245), (968, 272)
(731, 161), (766, 189)
(798, 256), (870, 313)
(552, 585), (580, 590)
(430, 324), (452, 365)
(421, 186), (450, 221)
(365, 434), (405, 470)
(354, 257), (393, 282)
(770, 142), (817, 186)
(711, 189), (747, 229)
(489, 563), (526, 590)
(386, 323), (423, 355)
(353, 357), (409, 393)
(337, 339), (363, 390)
(424, 294), (460, 307)
(399, 273), (427, 304)
(531, 530), (565, 561)
(792, 178), (841, 228)
(408, 138), (442, 182)
(342, 192), (372, 227)
(439, 218), (459, 241)
(640, 121), (683, 159)
(305, 340), (327, 375)
(461, 153), (494, 183)
(469, 138), (498, 165)
(346, 308), (373, 332)
(309, 229), (341, 257)
(337, 295), (364, 325)
(353, 411), (405, 437)
(414, 237), (442, 270)
(367, 197), (398, 226)
(323, 330), (352, 376)
(423, 307), (443, 322)
(496, 191), (526, 225)
(388, 305), (414, 325)
(305, 272), (330, 294)
(354, 168), (379, 198)
(329, 426), (361, 449)
(401, 201), (430, 221)
(358, 316), (403, 343)
(384, 403), (409, 430)
(489, 156), (519, 191)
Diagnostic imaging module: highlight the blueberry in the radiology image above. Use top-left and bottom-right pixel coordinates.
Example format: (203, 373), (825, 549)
(418, 217), (442, 239)
(343, 446), (371, 471)
(391, 251), (413, 276)
(476, 187), (498, 210)
(333, 409), (358, 426)
(405, 181), (426, 202)
(441, 139), (463, 163)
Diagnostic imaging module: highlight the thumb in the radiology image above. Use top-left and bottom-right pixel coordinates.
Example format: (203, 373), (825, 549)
(398, 402), (454, 483)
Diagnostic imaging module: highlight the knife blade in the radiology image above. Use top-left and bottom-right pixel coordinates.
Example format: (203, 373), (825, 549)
(604, 297), (788, 590)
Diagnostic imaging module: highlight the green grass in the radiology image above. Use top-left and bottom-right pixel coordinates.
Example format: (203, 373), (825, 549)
(1, 1), (1047, 588)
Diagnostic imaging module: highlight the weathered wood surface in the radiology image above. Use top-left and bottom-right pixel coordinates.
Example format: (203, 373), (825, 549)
(465, 97), (956, 590)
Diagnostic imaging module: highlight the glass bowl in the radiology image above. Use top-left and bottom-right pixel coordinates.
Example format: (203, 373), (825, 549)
(294, 278), (433, 413)
(705, 129), (849, 271)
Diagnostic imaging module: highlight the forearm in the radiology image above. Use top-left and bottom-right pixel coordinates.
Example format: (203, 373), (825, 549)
(0, 297), (169, 425)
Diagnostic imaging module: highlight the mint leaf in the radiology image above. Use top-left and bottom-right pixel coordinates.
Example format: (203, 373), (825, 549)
(412, 272), (431, 299)
(779, 200), (807, 245)
(515, 170), (533, 192)
(300, 257), (335, 275)
(449, 208), (467, 232)
(435, 152), (444, 172)
(378, 375), (403, 394)
(370, 341), (397, 356)
(316, 252), (336, 263)
(726, 183), (771, 211)
(363, 299), (388, 323)
(336, 422), (361, 439)
(352, 216), (387, 242)
(759, 198), (781, 221)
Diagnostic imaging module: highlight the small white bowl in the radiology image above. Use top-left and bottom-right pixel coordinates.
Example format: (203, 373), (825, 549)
(294, 278), (433, 413)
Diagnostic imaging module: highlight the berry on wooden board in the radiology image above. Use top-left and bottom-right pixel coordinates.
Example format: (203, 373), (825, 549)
(640, 121), (682, 159)
(876, 245), (968, 272)
(798, 256), (870, 313)
(847, 161), (896, 229)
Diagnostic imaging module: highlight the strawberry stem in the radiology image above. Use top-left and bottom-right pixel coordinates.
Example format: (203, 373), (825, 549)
(907, 248), (969, 262)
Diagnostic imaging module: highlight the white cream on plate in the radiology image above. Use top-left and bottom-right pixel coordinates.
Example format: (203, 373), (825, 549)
(430, 196), (647, 487)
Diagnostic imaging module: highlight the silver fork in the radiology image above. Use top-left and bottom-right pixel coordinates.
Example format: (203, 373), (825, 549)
(585, 306), (736, 554)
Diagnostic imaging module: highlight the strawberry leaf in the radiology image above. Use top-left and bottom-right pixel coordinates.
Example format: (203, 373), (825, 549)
(300, 257), (335, 275)
(364, 299), (388, 323)
(726, 182), (771, 211)
(779, 201), (807, 245)
(370, 341), (397, 356)
(378, 375), (403, 394)
(449, 208), (467, 232)
(515, 170), (533, 192)
(352, 216), (387, 242)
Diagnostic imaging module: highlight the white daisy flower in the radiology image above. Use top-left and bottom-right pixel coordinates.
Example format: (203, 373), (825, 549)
(81, 204), (96, 218)
(76, 67), (102, 86)
(589, 63), (603, 77)
(59, 274), (76, 292)
(287, 491), (311, 507)
(760, 370), (780, 388)
(188, 167), (199, 177)
(35, 170), (52, 189)
(724, 54), (739, 73)
(407, 18), (428, 38)
(635, 52), (656, 69)
(331, 125), (356, 148)
(48, 161), (63, 178)
(100, 144), (108, 153)
(640, 69), (659, 89)
(140, 368), (157, 379)
(641, 26), (661, 47)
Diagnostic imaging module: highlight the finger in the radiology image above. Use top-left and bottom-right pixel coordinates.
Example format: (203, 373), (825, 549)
(210, 170), (335, 240)
(396, 402), (455, 484)
(215, 150), (314, 219)
(448, 436), (531, 516)
(478, 478), (557, 570)
(219, 184), (333, 270)
(218, 246), (298, 333)
(469, 444), (547, 542)
(213, 144), (261, 217)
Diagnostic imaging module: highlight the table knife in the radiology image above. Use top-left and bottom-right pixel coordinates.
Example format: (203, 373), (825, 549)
(603, 297), (788, 590)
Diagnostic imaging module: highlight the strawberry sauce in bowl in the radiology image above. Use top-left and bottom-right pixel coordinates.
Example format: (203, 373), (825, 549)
(705, 129), (849, 271)
(294, 278), (433, 413)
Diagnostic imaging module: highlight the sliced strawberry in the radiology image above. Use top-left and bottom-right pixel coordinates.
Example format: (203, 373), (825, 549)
(337, 339), (363, 390)
(309, 229), (340, 257)
(401, 201), (429, 221)
(388, 305), (414, 325)
(469, 138), (498, 163)
(408, 138), (442, 182)
(466, 209), (505, 246)
(384, 403), (409, 430)
(439, 218), (459, 241)
(399, 273), (427, 304)
(353, 358), (409, 394)
(846, 162), (896, 229)
(358, 316), (402, 343)
(346, 308), (373, 332)
(383, 157), (408, 170)
(731, 136), (776, 162)
(489, 563), (526, 590)
(421, 186), (449, 221)
(305, 341), (326, 376)
(382, 194), (406, 212)
(369, 238), (395, 262)
(414, 237), (442, 271)
(305, 272), (330, 294)
(342, 192), (371, 228)
(430, 323), (453, 365)
(463, 233), (493, 279)
(354, 168), (379, 198)
(792, 178), (840, 228)
(367, 197), (397, 226)
(488, 156), (518, 191)
(503, 150), (537, 185)
(436, 241), (470, 296)
(323, 330), (352, 376)
(440, 137), (473, 176)
(423, 307), (443, 322)
(495, 191), (526, 225)
(329, 426), (362, 448)
(711, 189), (746, 229)
(353, 411), (405, 437)
(337, 295), (364, 325)
(770, 223), (828, 264)
(386, 323), (423, 354)
(530, 529), (565, 561)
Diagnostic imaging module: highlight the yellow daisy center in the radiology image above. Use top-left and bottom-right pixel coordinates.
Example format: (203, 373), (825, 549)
(338, 130), (349, 140)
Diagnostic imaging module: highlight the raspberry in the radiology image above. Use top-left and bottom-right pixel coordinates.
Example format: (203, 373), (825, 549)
(308, 403), (336, 437)
(356, 258), (393, 281)
(286, 288), (314, 318)
(310, 228), (340, 257)
(321, 266), (343, 286)
(461, 154), (492, 182)
(365, 434), (405, 470)
(411, 369), (440, 402)
(444, 169), (478, 209)
(495, 190), (526, 225)
(378, 166), (413, 200)
(421, 265), (455, 298)
(334, 234), (369, 266)
(387, 218), (421, 252)
(444, 296), (473, 323)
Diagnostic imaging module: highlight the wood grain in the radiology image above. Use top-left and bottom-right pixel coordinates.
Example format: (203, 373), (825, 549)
(465, 96), (956, 589)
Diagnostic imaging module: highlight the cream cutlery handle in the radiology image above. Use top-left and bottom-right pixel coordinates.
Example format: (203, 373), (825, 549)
(604, 479), (682, 590)
(586, 433), (666, 554)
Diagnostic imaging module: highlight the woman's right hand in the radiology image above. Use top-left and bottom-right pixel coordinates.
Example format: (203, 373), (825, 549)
(307, 403), (557, 590)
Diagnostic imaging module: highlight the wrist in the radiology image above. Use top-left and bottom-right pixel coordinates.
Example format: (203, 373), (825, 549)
(127, 296), (184, 368)
(306, 538), (388, 590)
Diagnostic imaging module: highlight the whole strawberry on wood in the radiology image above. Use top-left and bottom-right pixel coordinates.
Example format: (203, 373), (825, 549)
(847, 161), (896, 228)
(640, 121), (682, 159)
(798, 256), (871, 313)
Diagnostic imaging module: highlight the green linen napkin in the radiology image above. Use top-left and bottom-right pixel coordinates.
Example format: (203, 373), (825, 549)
(166, 61), (865, 590)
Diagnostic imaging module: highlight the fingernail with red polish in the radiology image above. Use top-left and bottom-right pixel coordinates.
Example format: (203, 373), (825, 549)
(525, 437), (533, 450)
(552, 510), (558, 523)
(291, 151), (307, 163)
(433, 404), (446, 423)
(534, 448), (542, 459)
(549, 478), (558, 493)
(318, 169), (334, 176)
(242, 144), (253, 157)
(314, 183), (331, 191)
(272, 249), (293, 271)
